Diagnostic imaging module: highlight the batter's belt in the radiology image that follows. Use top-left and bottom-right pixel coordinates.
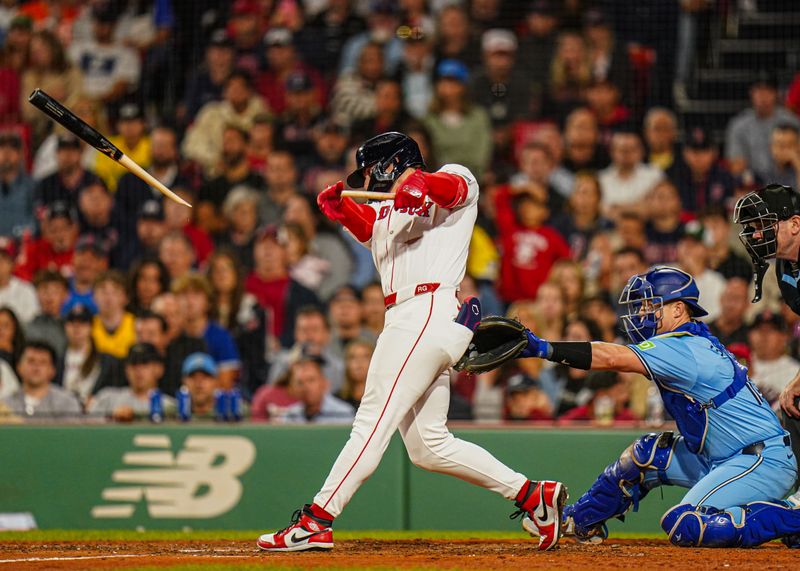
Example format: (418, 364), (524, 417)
(384, 282), (446, 308)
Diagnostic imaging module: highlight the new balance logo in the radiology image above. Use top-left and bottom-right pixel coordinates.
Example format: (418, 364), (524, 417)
(92, 435), (256, 519)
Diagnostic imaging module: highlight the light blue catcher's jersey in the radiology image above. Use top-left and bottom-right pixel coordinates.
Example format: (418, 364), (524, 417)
(629, 332), (786, 461)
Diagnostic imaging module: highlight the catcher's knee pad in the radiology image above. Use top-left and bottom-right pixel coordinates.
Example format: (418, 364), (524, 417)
(567, 432), (676, 538)
(661, 501), (800, 547)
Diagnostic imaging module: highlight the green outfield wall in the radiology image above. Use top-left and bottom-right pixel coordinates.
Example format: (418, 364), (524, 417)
(0, 425), (684, 534)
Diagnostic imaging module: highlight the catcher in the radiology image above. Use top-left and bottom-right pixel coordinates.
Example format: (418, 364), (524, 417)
(457, 265), (800, 547)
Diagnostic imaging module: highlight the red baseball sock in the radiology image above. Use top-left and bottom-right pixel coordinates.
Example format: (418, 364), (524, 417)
(309, 503), (335, 523)
(515, 480), (534, 505)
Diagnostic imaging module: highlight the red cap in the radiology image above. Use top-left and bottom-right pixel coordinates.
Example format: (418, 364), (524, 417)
(232, 0), (260, 15)
(0, 236), (17, 259)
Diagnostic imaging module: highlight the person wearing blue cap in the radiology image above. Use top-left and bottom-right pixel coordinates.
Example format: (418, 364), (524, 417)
(422, 59), (492, 178)
(182, 352), (220, 420)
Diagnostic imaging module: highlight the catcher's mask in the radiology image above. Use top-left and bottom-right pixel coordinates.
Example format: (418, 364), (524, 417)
(733, 184), (799, 301)
(346, 132), (425, 194)
(619, 266), (707, 343)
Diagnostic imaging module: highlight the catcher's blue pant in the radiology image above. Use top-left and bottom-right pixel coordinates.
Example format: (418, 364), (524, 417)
(566, 432), (800, 547)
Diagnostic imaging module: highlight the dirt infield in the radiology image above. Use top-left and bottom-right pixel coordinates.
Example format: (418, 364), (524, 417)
(1, 538), (798, 570)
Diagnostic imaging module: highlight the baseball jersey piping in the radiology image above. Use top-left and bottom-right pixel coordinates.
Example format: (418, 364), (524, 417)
(321, 294), (435, 511)
(387, 208), (395, 290)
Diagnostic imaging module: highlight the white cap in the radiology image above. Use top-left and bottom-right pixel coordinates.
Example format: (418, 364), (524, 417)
(482, 29), (517, 53)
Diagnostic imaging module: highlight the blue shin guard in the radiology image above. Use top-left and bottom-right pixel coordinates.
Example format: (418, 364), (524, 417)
(661, 501), (800, 547)
(565, 432), (676, 540)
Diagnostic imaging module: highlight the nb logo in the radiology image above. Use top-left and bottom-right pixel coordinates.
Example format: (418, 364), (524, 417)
(92, 434), (256, 519)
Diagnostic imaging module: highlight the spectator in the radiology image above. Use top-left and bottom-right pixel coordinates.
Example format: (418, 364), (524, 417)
(25, 271), (68, 359)
(259, 150), (299, 227)
(283, 194), (354, 301)
(766, 123), (800, 190)
(3, 341), (81, 419)
(0, 131), (34, 238)
(672, 125), (735, 213)
(207, 249), (267, 396)
(494, 184), (570, 303)
(303, 121), (350, 190)
(546, 31), (591, 118)
(709, 277), (751, 348)
(196, 125), (266, 234)
(518, 0), (558, 91)
(34, 134), (101, 210)
(351, 78), (409, 144)
(92, 270), (136, 359)
(503, 373), (553, 421)
(531, 124), (575, 200)
(182, 70), (269, 177)
(725, 71), (800, 179)
(68, 5), (140, 105)
(609, 247), (647, 304)
(116, 199), (168, 270)
(57, 303), (122, 405)
(583, 8), (632, 99)
(643, 180), (684, 265)
(361, 281), (385, 338)
(559, 370), (635, 423)
(580, 294), (619, 343)
(64, 235), (109, 315)
(532, 281), (567, 342)
(179, 29), (236, 124)
(470, 29), (530, 138)
(114, 126), (188, 241)
(95, 103), (151, 192)
(546, 260), (585, 320)
(298, 0), (365, 80)
(423, 59), (492, 177)
(159, 231), (196, 283)
(88, 342), (173, 421)
(281, 355), (354, 424)
(748, 310), (800, 407)
(156, 191), (206, 262)
(0, 16), (24, 123)
(250, 356), (302, 422)
(283, 221), (330, 293)
(562, 107), (609, 173)
(511, 142), (565, 213)
(331, 40), (383, 127)
(643, 107), (681, 173)
(247, 114), (274, 172)
(395, 26), (435, 120)
(329, 285), (376, 358)
(15, 201), (78, 282)
(585, 80), (630, 143)
(135, 306), (205, 396)
(227, 0), (263, 75)
(128, 258), (170, 314)
(0, 238), (38, 323)
(434, 5), (479, 69)
(246, 226), (320, 347)
(77, 182), (117, 257)
(268, 306), (345, 391)
(699, 207), (752, 281)
(256, 28), (324, 117)
(181, 352), (238, 419)
(0, 306), (23, 371)
(217, 186), (260, 272)
(598, 130), (663, 218)
(676, 221), (725, 321)
(20, 30), (82, 147)
(338, 0), (402, 76)
(552, 172), (613, 260)
(272, 72), (325, 172)
(539, 317), (600, 416)
(337, 338), (373, 410)
(172, 273), (241, 390)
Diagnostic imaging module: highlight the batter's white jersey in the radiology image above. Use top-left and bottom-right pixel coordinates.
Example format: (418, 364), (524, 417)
(357, 164), (479, 295)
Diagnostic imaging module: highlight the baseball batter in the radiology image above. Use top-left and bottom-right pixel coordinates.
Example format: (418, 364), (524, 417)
(257, 132), (566, 552)
(514, 266), (800, 547)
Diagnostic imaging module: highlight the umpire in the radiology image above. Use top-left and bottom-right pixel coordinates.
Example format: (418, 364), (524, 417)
(734, 184), (800, 497)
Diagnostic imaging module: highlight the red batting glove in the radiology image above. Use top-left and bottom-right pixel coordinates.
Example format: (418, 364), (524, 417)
(317, 181), (345, 221)
(393, 170), (428, 210)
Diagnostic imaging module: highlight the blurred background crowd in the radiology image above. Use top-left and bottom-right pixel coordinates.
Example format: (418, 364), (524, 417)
(0, 0), (800, 425)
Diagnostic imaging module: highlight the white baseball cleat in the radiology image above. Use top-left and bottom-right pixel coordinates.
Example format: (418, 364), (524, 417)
(257, 505), (334, 552)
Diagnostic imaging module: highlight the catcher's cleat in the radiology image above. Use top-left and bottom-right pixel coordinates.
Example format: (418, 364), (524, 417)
(511, 480), (568, 551)
(561, 511), (608, 544)
(257, 504), (334, 552)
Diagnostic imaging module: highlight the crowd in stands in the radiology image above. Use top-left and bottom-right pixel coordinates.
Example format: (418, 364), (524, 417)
(0, 0), (800, 425)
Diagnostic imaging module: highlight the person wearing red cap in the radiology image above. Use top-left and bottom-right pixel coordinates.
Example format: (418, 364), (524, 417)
(15, 201), (78, 282)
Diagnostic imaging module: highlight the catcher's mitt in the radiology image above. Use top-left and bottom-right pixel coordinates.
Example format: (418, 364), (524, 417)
(453, 316), (529, 374)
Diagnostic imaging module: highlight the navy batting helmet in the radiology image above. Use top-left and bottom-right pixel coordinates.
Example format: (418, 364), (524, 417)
(619, 266), (707, 343)
(346, 132), (425, 194)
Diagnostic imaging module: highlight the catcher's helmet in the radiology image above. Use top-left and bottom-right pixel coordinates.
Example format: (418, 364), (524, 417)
(619, 266), (707, 343)
(346, 132), (425, 194)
